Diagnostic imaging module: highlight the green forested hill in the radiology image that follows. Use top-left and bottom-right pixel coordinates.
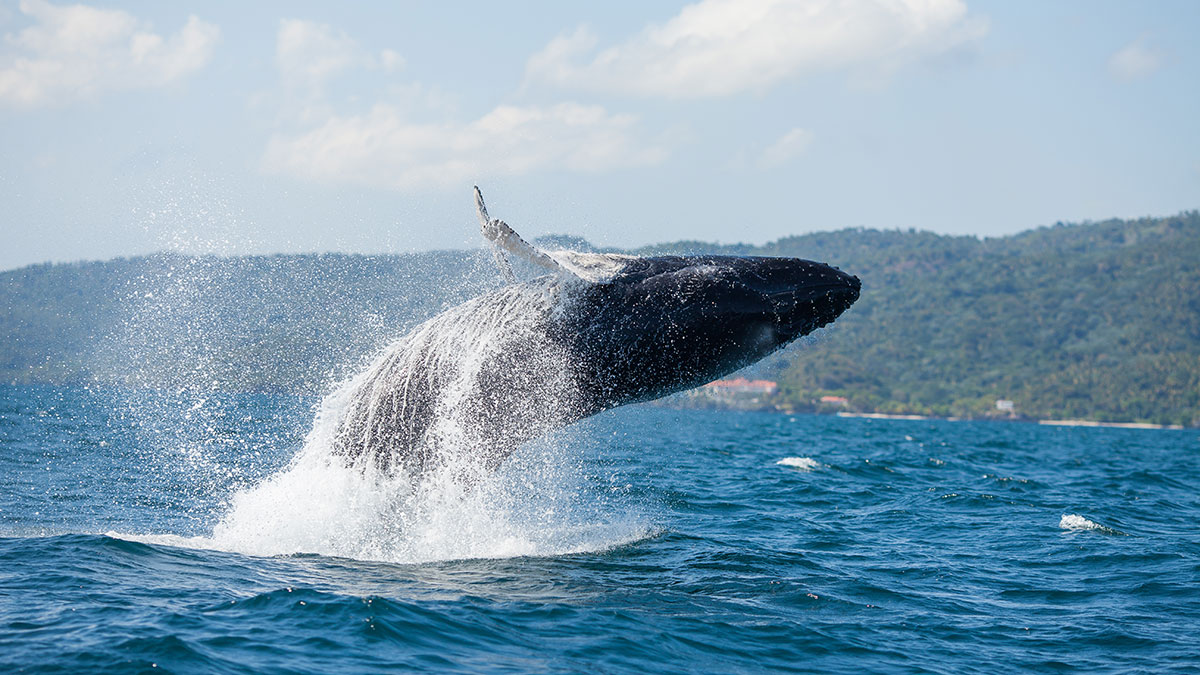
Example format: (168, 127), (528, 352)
(749, 213), (1200, 426)
(2, 212), (1197, 425)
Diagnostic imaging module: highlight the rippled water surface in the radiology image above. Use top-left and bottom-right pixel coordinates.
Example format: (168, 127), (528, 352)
(2, 384), (1198, 673)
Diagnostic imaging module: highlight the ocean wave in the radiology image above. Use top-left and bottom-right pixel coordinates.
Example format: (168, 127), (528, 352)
(1058, 514), (1124, 535)
(111, 521), (660, 565)
(776, 457), (819, 471)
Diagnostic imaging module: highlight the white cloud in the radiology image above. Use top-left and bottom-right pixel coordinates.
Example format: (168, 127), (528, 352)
(261, 102), (668, 189)
(264, 19), (661, 189)
(1108, 37), (1164, 82)
(276, 19), (358, 90)
(276, 19), (404, 92)
(526, 0), (987, 98)
(379, 48), (405, 73)
(0, 0), (218, 107)
(761, 127), (813, 167)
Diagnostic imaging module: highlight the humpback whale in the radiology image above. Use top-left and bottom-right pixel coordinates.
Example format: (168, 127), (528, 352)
(330, 188), (860, 476)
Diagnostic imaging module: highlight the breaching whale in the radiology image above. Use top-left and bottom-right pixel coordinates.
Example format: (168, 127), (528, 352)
(330, 188), (860, 476)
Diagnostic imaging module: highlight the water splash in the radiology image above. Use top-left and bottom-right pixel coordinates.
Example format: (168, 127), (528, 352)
(92, 190), (644, 561)
(195, 277), (647, 563)
(330, 276), (582, 475)
(197, 436), (652, 563)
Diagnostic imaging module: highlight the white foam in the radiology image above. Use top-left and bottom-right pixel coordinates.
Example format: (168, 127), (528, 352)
(1058, 514), (1119, 534)
(777, 457), (819, 471)
(1059, 514), (1101, 530)
(111, 433), (655, 564)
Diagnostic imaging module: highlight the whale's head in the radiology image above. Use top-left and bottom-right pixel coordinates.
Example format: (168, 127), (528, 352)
(559, 255), (860, 411)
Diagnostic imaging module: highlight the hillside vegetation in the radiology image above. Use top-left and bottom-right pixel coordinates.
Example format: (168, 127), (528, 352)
(2, 212), (1197, 426)
(747, 213), (1200, 426)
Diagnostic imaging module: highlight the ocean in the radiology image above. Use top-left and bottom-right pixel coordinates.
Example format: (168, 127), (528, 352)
(1, 383), (1198, 673)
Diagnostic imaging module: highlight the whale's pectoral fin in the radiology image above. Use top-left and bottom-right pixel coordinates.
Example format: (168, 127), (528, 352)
(474, 187), (517, 283)
(474, 186), (582, 282)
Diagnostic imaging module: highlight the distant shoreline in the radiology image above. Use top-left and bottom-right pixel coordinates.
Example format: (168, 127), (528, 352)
(832, 410), (1186, 429)
(835, 412), (931, 421)
(1037, 419), (1185, 430)
(651, 396), (1194, 429)
(651, 388), (1198, 429)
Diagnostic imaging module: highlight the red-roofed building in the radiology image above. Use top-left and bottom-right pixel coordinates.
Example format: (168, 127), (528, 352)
(704, 377), (779, 395)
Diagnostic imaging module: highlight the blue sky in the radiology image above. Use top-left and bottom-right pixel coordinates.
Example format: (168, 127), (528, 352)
(1, 0), (1197, 270)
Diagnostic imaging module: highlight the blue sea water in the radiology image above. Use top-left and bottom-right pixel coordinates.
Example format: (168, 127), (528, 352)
(1, 383), (1198, 673)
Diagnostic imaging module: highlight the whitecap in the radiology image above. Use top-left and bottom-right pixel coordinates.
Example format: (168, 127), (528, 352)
(777, 457), (819, 472)
(1059, 514), (1122, 535)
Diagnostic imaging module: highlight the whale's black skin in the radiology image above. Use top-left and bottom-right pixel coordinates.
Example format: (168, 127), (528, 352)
(555, 255), (861, 415)
(332, 253), (860, 474)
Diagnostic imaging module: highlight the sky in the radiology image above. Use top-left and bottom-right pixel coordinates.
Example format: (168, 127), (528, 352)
(1, 0), (1197, 270)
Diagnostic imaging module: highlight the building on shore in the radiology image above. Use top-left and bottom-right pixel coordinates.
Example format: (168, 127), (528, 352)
(665, 377), (781, 410)
(704, 377), (778, 396)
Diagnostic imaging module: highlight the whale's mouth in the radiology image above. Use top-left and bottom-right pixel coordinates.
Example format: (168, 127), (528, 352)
(768, 272), (861, 336)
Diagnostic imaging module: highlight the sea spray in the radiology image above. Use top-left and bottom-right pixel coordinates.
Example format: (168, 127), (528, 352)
(205, 428), (651, 563)
(205, 277), (649, 563)
(90, 215), (651, 561)
(330, 276), (583, 475)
